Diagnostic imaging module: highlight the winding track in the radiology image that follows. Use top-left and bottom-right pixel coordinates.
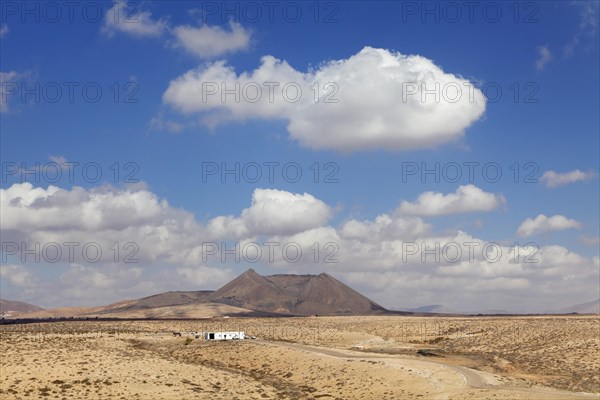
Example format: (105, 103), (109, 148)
(259, 340), (598, 399)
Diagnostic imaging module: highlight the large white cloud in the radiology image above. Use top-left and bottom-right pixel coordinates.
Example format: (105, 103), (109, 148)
(208, 188), (332, 238)
(517, 214), (582, 237)
(1, 184), (332, 265)
(269, 224), (598, 312)
(397, 184), (505, 216)
(540, 169), (596, 188)
(2, 183), (597, 313)
(1, 182), (207, 266)
(2, 183), (169, 231)
(163, 46), (487, 152)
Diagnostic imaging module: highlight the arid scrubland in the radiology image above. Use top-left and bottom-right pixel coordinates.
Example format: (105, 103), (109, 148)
(0, 315), (598, 399)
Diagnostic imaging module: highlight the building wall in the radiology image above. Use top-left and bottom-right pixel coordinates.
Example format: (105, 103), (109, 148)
(203, 331), (245, 340)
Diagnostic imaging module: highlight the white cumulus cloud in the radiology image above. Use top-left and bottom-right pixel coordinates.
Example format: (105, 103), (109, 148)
(208, 188), (332, 238)
(340, 214), (431, 241)
(2, 183), (597, 313)
(517, 214), (582, 237)
(163, 46), (486, 152)
(1, 184), (333, 265)
(397, 184), (505, 216)
(0, 182), (208, 266)
(540, 169), (596, 188)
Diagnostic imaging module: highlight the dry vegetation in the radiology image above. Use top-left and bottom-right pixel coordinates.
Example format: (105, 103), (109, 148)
(1, 316), (598, 399)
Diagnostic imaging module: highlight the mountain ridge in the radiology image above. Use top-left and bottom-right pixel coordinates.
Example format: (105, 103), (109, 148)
(10, 269), (394, 318)
(555, 298), (599, 314)
(0, 299), (44, 316)
(207, 269), (388, 316)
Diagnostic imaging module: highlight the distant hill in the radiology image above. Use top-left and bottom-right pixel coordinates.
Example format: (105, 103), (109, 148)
(394, 305), (509, 315)
(0, 299), (44, 315)
(207, 269), (389, 316)
(19, 302), (256, 319)
(557, 299), (600, 314)
(475, 309), (510, 315)
(400, 304), (457, 314)
(15, 269), (391, 319)
(96, 291), (215, 314)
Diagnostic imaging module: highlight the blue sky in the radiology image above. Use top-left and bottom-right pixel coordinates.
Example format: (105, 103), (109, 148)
(1, 1), (598, 312)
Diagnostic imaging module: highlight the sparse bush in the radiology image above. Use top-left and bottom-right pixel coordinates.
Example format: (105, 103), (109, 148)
(417, 349), (442, 357)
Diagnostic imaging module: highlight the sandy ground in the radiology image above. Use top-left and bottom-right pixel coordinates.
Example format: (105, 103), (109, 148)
(1, 316), (598, 399)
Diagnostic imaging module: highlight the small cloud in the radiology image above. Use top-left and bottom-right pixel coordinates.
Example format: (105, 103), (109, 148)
(0, 71), (26, 113)
(149, 113), (184, 133)
(580, 235), (600, 246)
(49, 155), (71, 168)
(100, 2), (251, 58)
(397, 185), (505, 216)
(0, 24), (8, 38)
(517, 214), (581, 237)
(0, 265), (36, 288)
(540, 169), (596, 188)
(172, 21), (251, 58)
(563, 1), (599, 57)
(535, 45), (553, 70)
(102, 0), (168, 38)
(5, 156), (73, 179)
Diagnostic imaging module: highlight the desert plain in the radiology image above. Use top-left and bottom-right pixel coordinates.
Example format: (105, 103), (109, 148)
(0, 315), (598, 400)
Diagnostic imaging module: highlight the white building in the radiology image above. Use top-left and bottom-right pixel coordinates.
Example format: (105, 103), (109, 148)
(203, 331), (245, 341)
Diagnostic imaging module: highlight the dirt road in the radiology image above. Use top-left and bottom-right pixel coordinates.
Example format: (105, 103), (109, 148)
(261, 340), (598, 400)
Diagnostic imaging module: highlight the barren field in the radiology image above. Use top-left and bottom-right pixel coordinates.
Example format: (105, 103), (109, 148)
(1, 315), (598, 399)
